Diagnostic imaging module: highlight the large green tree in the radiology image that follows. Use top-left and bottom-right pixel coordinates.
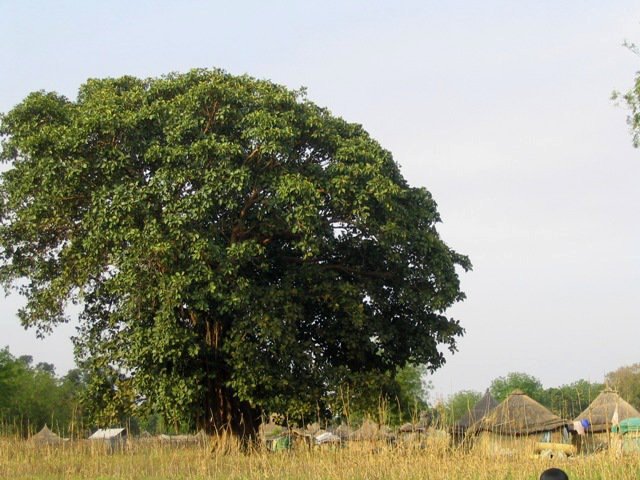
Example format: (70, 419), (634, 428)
(0, 69), (469, 439)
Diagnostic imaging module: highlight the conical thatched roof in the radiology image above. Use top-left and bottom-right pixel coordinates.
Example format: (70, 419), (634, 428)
(351, 419), (382, 441)
(574, 388), (640, 433)
(456, 390), (498, 430)
(399, 422), (417, 433)
(334, 424), (353, 440)
(470, 390), (567, 435)
(30, 425), (67, 444)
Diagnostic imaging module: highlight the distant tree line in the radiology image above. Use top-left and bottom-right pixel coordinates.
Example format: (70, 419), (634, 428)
(442, 366), (640, 425)
(0, 345), (430, 436)
(0, 347), (85, 436)
(2, 343), (639, 436)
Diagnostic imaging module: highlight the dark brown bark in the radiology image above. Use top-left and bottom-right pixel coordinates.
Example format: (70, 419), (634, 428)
(198, 317), (262, 447)
(200, 380), (261, 445)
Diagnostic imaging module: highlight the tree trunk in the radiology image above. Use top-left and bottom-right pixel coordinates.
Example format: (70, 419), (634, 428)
(200, 380), (261, 447)
(199, 317), (262, 447)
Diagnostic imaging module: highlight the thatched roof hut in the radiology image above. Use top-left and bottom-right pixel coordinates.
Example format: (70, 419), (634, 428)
(455, 390), (498, 432)
(334, 424), (353, 441)
(471, 390), (567, 435)
(467, 390), (569, 456)
(399, 422), (425, 433)
(574, 388), (640, 433)
(350, 419), (380, 441)
(30, 425), (67, 445)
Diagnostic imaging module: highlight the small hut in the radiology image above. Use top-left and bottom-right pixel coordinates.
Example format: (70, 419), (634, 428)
(334, 424), (353, 441)
(451, 390), (498, 446)
(348, 419), (394, 451)
(574, 388), (640, 432)
(350, 419), (381, 442)
(456, 390), (499, 432)
(30, 425), (68, 445)
(88, 428), (127, 451)
(469, 390), (570, 456)
(399, 422), (426, 434)
(573, 388), (640, 453)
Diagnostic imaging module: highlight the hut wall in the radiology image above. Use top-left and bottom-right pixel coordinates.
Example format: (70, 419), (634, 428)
(475, 430), (566, 456)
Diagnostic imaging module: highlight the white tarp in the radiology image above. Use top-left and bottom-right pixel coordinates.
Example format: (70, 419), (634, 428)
(315, 431), (341, 445)
(89, 428), (126, 440)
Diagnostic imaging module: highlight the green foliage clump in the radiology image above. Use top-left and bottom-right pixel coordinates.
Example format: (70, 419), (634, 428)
(444, 390), (482, 424)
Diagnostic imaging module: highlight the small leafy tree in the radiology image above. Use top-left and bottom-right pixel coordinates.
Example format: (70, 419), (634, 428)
(0, 69), (469, 440)
(490, 372), (545, 403)
(393, 364), (431, 420)
(605, 364), (640, 409)
(444, 390), (482, 424)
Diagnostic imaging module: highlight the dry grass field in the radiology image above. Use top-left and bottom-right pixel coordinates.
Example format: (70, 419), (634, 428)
(2, 436), (640, 480)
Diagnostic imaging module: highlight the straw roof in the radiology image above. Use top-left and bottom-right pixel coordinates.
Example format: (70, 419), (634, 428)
(351, 419), (382, 441)
(574, 388), (640, 433)
(304, 422), (321, 435)
(334, 424), (353, 440)
(399, 422), (426, 433)
(455, 390), (498, 430)
(470, 390), (567, 435)
(30, 425), (67, 445)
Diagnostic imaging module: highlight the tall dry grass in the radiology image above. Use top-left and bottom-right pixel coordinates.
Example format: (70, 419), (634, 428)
(2, 433), (640, 480)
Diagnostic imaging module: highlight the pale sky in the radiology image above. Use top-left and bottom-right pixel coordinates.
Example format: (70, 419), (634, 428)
(1, 1), (639, 401)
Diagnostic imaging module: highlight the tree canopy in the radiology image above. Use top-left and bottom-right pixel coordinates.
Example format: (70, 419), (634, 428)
(489, 372), (545, 403)
(0, 69), (469, 438)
